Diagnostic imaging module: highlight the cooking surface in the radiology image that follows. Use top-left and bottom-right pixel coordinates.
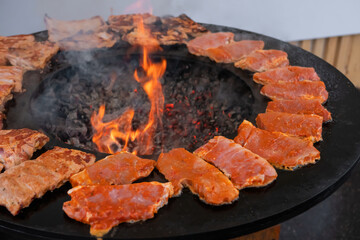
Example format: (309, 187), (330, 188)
(1, 24), (360, 239)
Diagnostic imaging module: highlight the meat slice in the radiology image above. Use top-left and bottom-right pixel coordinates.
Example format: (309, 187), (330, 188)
(253, 66), (320, 85)
(63, 182), (174, 237)
(234, 49), (289, 72)
(234, 120), (320, 170)
(44, 15), (117, 50)
(0, 34), (35, 65)
(0, 146), (95, 215)
(194, 136), (277, 189)
(6, 41), (59, 70)
(0, 84), (14, 111)
(0, 128), (49, 170)
(260, 80), (328, 103)
(157, 148), (238, 205)
(256, 112), (323, 142)
(205, 40), (264, 63)
(0, 66), (24, 92)
(70, 152), (156, 187)
(266, 99), (332, 122)
(187, 32), (234, 56)
(109, 13), (208, 45)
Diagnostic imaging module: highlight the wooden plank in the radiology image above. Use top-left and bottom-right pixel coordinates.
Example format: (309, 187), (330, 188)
(324, 37), (339, 66)
(300, 40), (312, 52)
(335, 35), (353, 75)
(289, 41), (300, 47)
(312, 38), (326, 59)
(346, 34), (360, 88)
(231, 225), (281, 240)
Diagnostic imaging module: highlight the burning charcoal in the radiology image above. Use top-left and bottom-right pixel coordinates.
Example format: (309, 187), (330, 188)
(31, 53), (254, 155)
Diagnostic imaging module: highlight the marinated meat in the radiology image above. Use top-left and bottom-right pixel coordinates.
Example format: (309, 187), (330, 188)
(108, 13), (159, 35)
(0, 66), (24, 92)
(234, 49), (289, 72)
(253, 66), (320, 85)
(187, 32), (234, 56)
(0, 34), (35, 65)
(205, 40), (264, 63)
(0, 128), (49, 170)
(157, 148), (239, 205)
(266, 99), (332, 122)
(234, 120), (320, 170)
(194, 136), (277, 189)
(0, 147), (95, 215)
(63, 182), (174, 237)
(70, 152), (156, 187)
(44, 15), (117, 50)
(0, 84), (14, 111)
(256, 112), (323, 142)
(260, 80), (328, 103)
(6, 41), (59, 70)
(109, 13), (208, 45)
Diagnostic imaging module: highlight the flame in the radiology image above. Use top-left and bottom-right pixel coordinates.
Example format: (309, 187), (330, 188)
(91, 15), (166, 155)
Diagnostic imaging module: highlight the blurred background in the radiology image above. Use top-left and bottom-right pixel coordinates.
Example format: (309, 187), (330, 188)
(0, 0), (359, 239)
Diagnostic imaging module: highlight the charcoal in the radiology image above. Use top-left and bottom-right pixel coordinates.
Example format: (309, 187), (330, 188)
(30, 53), (254, 157)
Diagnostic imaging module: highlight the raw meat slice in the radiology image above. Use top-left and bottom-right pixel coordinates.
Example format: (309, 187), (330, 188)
(260, 80), (328, 103)
(266, 99), (332, 122)
(234, 120), (320, 170)
(156, 148), (239, 205)
(70, 152), (156, 187)
(256, 112), (323, 142)
(234, 49), (289, 72)
(253, 66), (320, 85)
(0, 128), (49, 170)
(0, 147), (95, 215)
(205, 40), (264, 63)
(63, 182), (174, 237)
(187, 32), (234, 56)
(194, 136), (277, 189)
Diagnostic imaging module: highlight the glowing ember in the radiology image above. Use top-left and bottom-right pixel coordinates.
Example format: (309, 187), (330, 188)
(91, 16), (166, 155)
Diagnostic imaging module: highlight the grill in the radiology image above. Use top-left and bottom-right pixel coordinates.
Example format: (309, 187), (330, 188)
(1, 24), (360, 240)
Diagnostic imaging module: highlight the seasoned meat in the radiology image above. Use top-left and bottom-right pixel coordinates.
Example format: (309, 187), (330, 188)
(0, 66), (24, 92)
(0, 128), (49, 170)
(0, 84), (14, 111)
(205, 40), (264, 63)
(6, 41), (59, 70)
(70, 152), (156, 187)
(109, 13), (207, 45)
(63, 182), (174, 237)
(0, 34), (35, 65)
(194, 136), (277, 189)
(157, 148), (239, 205)
(44, 15), (117, 50)
(256, 112), (323, 142)
(234, 120), (320, 170)
(187, 32), (234, 56)
(0, 147), (95, 215)
(253, 66), (320, 85)
(234, 49), (289, 72)
(260, 80), (328, 103)
(266, 99), (332, 122)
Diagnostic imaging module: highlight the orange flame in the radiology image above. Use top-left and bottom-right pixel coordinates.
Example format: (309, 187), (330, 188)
(91, 16), (166, 155)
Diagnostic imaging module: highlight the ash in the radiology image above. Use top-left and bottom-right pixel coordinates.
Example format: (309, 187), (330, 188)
(31, 52), (254, 157)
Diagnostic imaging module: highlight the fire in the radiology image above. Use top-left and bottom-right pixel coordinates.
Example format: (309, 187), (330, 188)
(91, 16), (166, 155)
